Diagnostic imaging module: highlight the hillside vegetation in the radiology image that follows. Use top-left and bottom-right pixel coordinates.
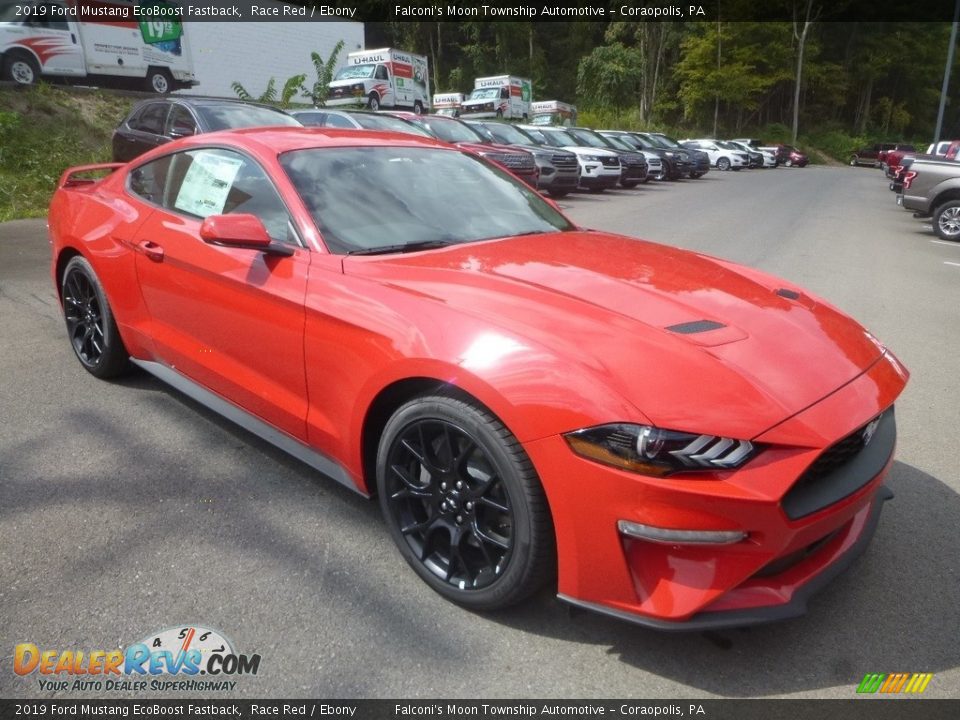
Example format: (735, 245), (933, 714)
(0, 85), (133, 221)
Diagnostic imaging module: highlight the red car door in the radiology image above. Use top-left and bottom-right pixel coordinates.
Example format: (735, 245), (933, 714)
(128, 147), (310, 440)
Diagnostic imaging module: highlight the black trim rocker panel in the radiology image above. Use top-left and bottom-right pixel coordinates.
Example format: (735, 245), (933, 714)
(131, 359), (365, 496)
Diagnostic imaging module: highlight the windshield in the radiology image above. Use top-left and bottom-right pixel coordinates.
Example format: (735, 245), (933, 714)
(197, 105), (302, 131)
(334, 65), (375, 81)
(566, 129), (609, 149)
(412, 117), (483, 144)
(481, 123), (532, 145)
(649, 133), (681, 148)
(281, 147), (574, 254)
(466, 123), (497, 142)
(351, 114), (432, 137)
(538, 128), (578, 147)
(601, 135), (633, 151)
(469, 89), (501, 100)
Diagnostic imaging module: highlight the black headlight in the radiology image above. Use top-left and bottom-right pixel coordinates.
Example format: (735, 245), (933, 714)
(564, 423), (758, 477)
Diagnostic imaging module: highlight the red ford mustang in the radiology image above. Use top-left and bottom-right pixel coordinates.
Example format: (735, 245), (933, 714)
(49, 127), (908, 629)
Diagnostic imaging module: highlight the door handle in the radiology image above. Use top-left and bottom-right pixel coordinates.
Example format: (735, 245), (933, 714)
(137, 240), (164, 262)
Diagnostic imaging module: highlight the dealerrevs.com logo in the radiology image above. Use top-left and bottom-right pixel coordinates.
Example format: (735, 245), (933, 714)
(14, 626), (261, 692)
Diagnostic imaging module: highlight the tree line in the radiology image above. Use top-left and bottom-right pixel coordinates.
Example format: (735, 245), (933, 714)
(365, 18), (957, 146)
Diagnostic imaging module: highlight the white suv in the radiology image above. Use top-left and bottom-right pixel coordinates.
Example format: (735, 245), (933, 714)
(520, 125), (621, 191)
(681, 139), (749, 171)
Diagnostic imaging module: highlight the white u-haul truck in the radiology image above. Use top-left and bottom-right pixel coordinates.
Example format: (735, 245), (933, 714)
(432, 92), (463, 117)
(531, 100), (577, 126)
(0, 0), (196, 93)
(327, 47), (430, 113)
(460, 75), (532, 120)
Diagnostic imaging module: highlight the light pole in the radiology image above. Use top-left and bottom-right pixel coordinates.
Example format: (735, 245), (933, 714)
(934, 0), (960, 145)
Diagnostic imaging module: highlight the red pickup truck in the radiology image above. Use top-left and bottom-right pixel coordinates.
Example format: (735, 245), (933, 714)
(849, 143), (915, 168)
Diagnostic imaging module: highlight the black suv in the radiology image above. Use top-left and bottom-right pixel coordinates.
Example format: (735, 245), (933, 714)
(112, 98), (301, 162)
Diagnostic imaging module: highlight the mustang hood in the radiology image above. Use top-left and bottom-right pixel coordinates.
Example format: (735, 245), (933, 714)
(344, 232), (886, 439)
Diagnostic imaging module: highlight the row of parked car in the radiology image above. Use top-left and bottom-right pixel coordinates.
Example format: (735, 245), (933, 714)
(111, 96), (809, 200)
(877, 139), (960, 241)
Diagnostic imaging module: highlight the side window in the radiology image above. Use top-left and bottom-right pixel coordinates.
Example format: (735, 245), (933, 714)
(128, 154), (173, 206)
(133, 104), (169, 135)
(501, 88), (509, 99)
(165, 105), (197, 138)
(163, 149), (296, 245)
(322, 114), (354, 129)
(375, 65), (389, 81)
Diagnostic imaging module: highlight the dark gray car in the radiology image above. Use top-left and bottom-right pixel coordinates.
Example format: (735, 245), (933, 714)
(112, 98), (301, 163)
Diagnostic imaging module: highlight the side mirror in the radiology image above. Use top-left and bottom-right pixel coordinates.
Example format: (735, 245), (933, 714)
(200, 213), (273, 250)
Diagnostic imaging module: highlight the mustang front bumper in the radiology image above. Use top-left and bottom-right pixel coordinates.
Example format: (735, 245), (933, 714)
(523, 351), (906, 630)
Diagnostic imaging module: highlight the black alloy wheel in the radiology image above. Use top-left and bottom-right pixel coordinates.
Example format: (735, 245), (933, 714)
(61, 256), (129, 378)
(377, 394), (554, 610)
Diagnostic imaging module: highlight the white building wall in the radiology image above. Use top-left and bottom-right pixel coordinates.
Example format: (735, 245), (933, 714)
(179, 22), (365, 99)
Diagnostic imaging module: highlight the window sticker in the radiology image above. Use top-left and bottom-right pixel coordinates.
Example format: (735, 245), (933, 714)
(174, 153), (243, 218)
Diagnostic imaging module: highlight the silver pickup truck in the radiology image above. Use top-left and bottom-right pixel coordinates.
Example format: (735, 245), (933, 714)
(900, 158), (960, 240)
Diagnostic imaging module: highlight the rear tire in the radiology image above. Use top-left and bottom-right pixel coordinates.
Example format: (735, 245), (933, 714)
(547, 189), (569, 198)
(145, 68), (172, 94)
(413, 101), (424, 115)
(785, 159), (794, 167)
(61, 256), (129, 379)
(3, 52), (40, 86)
(933, 201), (960, 242)
(377, 394), (554, 610)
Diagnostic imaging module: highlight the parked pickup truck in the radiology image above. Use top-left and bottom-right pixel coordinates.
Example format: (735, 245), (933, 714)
(899, 158), (960, 240)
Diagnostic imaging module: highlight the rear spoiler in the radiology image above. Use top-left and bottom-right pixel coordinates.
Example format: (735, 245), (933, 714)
(57, 163), (125, 189)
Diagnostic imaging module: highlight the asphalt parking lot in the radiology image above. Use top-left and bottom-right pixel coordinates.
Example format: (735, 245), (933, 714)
(1, 166), (958, 699)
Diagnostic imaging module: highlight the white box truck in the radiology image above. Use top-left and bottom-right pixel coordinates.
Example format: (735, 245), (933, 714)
(432, 92), (463, 117)
(0, 0), (196, 93)
(460, 75), (532, 120)
(327, 47), (430, 113)
(531, 101), (577, 126)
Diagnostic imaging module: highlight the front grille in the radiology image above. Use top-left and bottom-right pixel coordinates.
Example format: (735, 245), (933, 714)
(489, 153), (535, 172)
(782, 408), (895, 520)
(621, 153), (647, 167)
(551, 154), (578, 169)
(601, 157), (620, 168)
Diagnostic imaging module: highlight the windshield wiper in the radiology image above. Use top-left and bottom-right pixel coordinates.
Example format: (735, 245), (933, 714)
(346, 240), (455, 256)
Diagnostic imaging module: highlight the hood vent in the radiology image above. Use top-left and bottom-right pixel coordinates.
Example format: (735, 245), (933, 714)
(665, 319), (726, 334)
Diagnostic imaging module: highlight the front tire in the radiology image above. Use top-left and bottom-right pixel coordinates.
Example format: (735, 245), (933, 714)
(377, 394), (554, 610)
(367, 93), (380, 111)
(4, 52), (40, 86)
(933, 201), (960, 241)
(413, 100), (424, 115)
(689, 172), (703, 179)
(849, 155), (859, 166)
(717, 157), (731, 171)
(785, 159), (794, 167)
(61, 256), (129, 378)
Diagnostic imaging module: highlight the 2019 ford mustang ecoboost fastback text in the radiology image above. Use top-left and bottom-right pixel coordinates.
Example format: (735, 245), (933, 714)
(48, 127), (908, 629)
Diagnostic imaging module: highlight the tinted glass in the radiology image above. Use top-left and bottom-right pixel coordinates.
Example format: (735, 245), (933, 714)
(195, 104), (301, 131)
(134, 104), (169, 135)
(351, 114), (431, 136)
(322, 114), (356, 129)
(165, 105), (196, 137)
(281, 147), (574, 254)
(128, 154), (173, 205)
(481, 123), (532, 145)
(566, 129), (607, 149)
(292, 112), (327, 127)
(412, 117), (483, 143)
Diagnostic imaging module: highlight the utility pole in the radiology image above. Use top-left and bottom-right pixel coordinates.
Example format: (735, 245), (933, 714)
(934, 0), (960, 145)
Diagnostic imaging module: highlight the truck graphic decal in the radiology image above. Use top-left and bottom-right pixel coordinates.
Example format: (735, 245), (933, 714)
(12, 36), (76, 64)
